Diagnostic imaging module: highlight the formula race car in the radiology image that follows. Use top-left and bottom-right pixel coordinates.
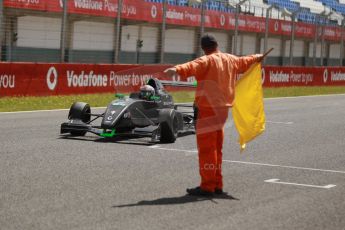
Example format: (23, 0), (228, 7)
(60, 78), (196, 143)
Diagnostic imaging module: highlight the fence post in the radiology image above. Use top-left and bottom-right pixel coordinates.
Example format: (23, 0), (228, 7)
(60, 0), (68, 62)
(0, 0), (3, 61)
(114, 0), (123, 63)
(340, 20), (344, 66)
(160, 0), (167, 63)
(319, 13), (331, 66)
(289, 14), (296, 66)
(313, 21), (319, 66)
(233, 4), (240, 55)
(196, 0), (205, 57)
(320, 24), (325, 66)
(136, 26), (143, 64)
(264, 7), (271, 65)
(200, 0), (205, 37)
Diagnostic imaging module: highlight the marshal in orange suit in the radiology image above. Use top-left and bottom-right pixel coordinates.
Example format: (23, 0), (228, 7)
(164, 34), (263, 196)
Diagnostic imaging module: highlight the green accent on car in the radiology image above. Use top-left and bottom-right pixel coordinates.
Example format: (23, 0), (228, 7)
(150, 95), (161, 101)
(100, 129), (116, 138)
(115, 93), (125, 99)
(193, 81), (198, 87)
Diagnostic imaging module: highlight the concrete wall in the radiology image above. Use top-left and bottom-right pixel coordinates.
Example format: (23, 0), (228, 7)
(328, 43), (341, 66)
(121, 25), (159, 52)
(164, 29), (195, 54)
(240, 34), (257, 55)
(17, 16), (61, 49)
(12, 16), (61, 62)
(205, 31), (228, 52)
(72, 21), (114, 51)
(260, 37), (282, 65)
(309, 42), (322, 58)
(70, 21), (115, 63)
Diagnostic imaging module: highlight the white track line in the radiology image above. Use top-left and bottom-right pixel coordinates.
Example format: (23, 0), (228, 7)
(149, 146), (345, 174)
(149, 145), (197, 156)
(264, 179), (336, 189)
(1, 93), (345, 114)
(223, 160), (345, 174)
(266, 120), (294, 125)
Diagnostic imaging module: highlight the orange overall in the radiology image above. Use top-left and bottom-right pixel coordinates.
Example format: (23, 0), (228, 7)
(175, 51), (260, 192)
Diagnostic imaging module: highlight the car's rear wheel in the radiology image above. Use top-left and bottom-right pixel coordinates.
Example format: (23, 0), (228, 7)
(160, 111), (178, 143)
(68, 102), (91, 136)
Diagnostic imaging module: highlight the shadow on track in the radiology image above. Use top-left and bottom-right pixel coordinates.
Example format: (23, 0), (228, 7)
(113, 193), (239, 208)
(58, 135), (157, 146)
(58, 131), (195, 146)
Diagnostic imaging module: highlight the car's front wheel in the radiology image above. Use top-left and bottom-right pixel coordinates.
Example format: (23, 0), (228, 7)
(68, 102), (91, 136)
(160, 110), (178, 143)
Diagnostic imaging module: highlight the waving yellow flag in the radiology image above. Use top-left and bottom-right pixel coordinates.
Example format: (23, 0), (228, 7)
(232, 63), (265, 151)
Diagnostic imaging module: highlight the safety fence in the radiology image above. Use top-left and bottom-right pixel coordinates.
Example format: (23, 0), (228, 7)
(1, 62), (345, 97)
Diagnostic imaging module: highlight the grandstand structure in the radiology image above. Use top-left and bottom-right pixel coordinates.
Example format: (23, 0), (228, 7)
(0, 0), (345, 66)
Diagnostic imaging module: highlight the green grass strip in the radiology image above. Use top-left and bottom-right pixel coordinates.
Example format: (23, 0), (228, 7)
(263, 86), (345, 98)
(1, 86), (345, 112)
(0, 91), (195, 112)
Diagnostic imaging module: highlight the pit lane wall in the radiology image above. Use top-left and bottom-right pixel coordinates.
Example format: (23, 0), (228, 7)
(1, 63), (345, 97)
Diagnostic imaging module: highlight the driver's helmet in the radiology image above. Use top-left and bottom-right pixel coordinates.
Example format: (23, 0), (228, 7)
(139, 85), (155, 100)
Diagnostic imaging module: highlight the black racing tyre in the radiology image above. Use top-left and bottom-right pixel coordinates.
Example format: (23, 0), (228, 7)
(68, 102), (91, 136)
(160, 110), (178, 143)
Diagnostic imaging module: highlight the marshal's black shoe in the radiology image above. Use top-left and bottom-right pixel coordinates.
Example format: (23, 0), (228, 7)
(186, 186), (213, 196)
(215, 188), (227, 195)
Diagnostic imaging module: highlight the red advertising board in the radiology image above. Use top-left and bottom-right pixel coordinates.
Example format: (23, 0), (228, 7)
(3, 0), (118, 16)
(4, 0), (345, 41)
(1, 63), (345, 97)
(262, 66), (345, 87)
(0, 63), (176, 97)
(4, 0), (50, 11)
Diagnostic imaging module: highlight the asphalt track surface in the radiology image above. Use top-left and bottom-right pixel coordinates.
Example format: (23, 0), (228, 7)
(1, 95), (345, 230)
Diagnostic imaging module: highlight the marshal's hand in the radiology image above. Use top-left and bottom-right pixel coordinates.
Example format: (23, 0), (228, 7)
(164, 67), (177, 78)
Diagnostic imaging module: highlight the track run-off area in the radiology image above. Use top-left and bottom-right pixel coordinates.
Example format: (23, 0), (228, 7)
(1, 94), (345, 230)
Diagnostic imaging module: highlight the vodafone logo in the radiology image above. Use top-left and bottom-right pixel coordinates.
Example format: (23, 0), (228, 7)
(261, 68), (265, 85)
(274, 21), (279, 32)
(323, 69), (328, 83)
(47, 67), (58, 91)
(220, 14), (225, 26)
(151, 5), (157, 18)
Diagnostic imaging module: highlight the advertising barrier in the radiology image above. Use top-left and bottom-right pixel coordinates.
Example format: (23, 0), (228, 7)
(1, 63), (345, 97)
(0, 63), (173, 97)
(262, 66), (345, 87)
